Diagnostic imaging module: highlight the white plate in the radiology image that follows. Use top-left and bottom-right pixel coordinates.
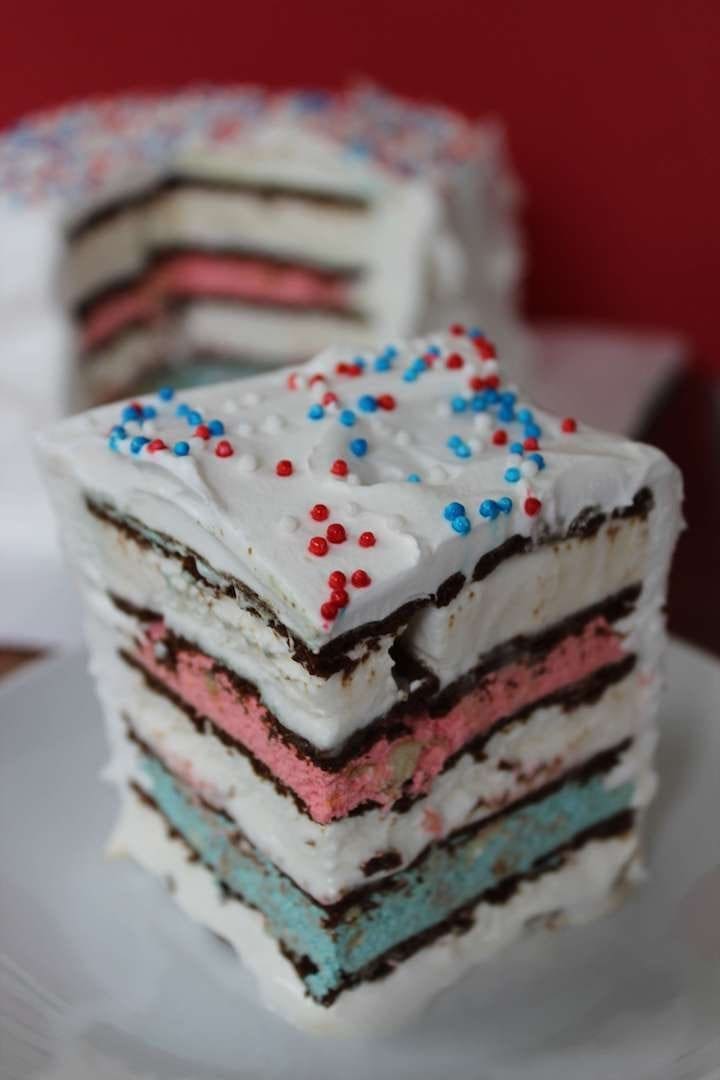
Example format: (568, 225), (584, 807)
(1, 640), (719, 1080)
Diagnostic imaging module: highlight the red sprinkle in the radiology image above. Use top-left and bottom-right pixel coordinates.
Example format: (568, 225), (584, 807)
(331, 459), (348, 477)
(130, 400), (143, 413)
(194, 424), (211, 440)
(215, 440), (234, 458)
(524, 497), (542, 517)
(347, 363), (363, 377)
(327, 523), (347, 544)
(328, 570), (347, 589)
(335, 362), (350, 375)
(450, 323), (466, 336)
(523, 437), (539, 451)
(358, 531), (376, 548)
(322, 391), (338, 407)
(320, 601), (338, 621)
(492, 429), (508, 446)
(147, 439), (167, 453)
(377, 394), (396, 411)
(310, 503), (329, 522)
(485, 374), (500, 389)
(474, 338), (497, 360)
(286, 372), (299, 390)
(424, 352), (437, 366)
(275, 459), (293, 476)
(445, 353), (464, 370)
(308, 537), (329, 556)
(308, 373), (326, 386)
(561, 417), (578, 433)
(351, 569), (371, 588)
(468, 375), (485, 392)
(331, 588), (349, 608)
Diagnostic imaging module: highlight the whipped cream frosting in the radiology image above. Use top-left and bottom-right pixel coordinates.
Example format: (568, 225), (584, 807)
(39, 328), (680, 651)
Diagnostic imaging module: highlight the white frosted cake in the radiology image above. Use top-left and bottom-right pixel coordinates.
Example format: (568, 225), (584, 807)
(0, 85), (523, 418)
(39, 326), (682, 1034)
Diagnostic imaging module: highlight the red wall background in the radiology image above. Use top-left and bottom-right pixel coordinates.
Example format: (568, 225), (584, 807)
(2, 1), (719, 367)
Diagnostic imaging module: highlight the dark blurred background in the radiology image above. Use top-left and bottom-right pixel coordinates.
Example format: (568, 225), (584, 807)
(1, 0), (718, 658)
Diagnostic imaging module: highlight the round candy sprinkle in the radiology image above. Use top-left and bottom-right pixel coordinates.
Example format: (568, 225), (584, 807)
(328, 570), (347, 589)
(453, 441), (471, 458)
(402, 368), (418, 383)
(374, 355), (392, 372)
(347, 363), (363, 377)
(275, 459), (293, 476)
(479, 499), (500, 520)
(474, 339), (496, 359)
(215, 440), (234, 458)
(327, 523), (347, 544)
(349, 437), (368, 457)
(498, 405), (515, 423)
(469, 326), (484, 338)
(331, 588), (349, 608)
(509, 441), (524, 455)
(320, 601), (338, 620)
(208, 419), (225, 436)
(142, 405), (157, 420)
(158, 386), (175, 401)
(110, 425), (127, 439)
(451, 395), (467, 413)
(377, 394), (396, 411)
(308, 373), (326, 386)
(307, 403), (325, 420)
(524, 422), (542, 439)
(173, 441), (190, 456)
(523, 436), (539, 451)
(529, 452), (546, 470)
(492, 430), (508, 446)
(122, 404), (141, 423)
(278, 515), (299, 533)
(359, 531), (376, 547)
(309, 537), (329, 556)
(447, 434), (462, 449)
(561, 417), (578, 433)
(351, 569), (371, 588)
(322, 391), (338, 407)
(194, 424), (211, 440)
(407, 473), (421, 483)
(311, 503), (329, 521)
(500, 391), (517, 406)
(148, 439), (167, 453)
(339, 409), (356, 427)
(130, 436), (149, 454)
(331, 459), (348, 477)
(498, 496), (513, 514)
(357, 394), (377, 413)
(450, 323), (466, 335)
(451, 515), (471, 535)
(286, 372), (300, 390)
(470, 392), (487, 411)
(176, 403), (191, 418)
(521, 459), (539, 478)
(524, 497), (542, 517)
(443, 501), (466, 521)
(188, 410), (203, 427)
(335, 362), (350, 375)
(504, 467), (521, 483)
(445, 353), (464, 369)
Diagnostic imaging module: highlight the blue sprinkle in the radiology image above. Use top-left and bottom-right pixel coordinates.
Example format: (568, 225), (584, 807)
(471, 393), (488, 412)
(349, 437), (368, 457)
(500, 391), (517, 406)
(107, 435), (122, 452)
(485, 388), (500, 405)
(517, 407), (534, 423)
(130, 436), (149, 455)
(110, 425), (127, 440)
(158, 386), (175, 401)
(447, 434), (463, 449)
(122, 404), (141, 423)
(427, 345), (441, 357)
(504, 467), (521, 483)
(451, 395), (467, 413)
(468, 326), (484, 339)
(479, 499), (500, 520)
(451, 515), (471, 535)
(357, 394), (377, 413)
(173, 441), (190, 457)
(175, 403), (191, 418)
(307, 403), (325, 420)
(402, 369), (418, 383)
(384, 345), (399, 358)
(407, 473), (422, 483)
(142, 405), (157, 420)
(353, 356), (366, 369)
(339, 409), (356, 427)
(453, 442), (471, 459)
(411, 356), (427, 373)
(208, 419), (225, 436)
(509, 442), (524, 455)
(443, 501), (466, 521)
(498, 496), (513, 514)
(498, 405), (515, 423)
(524, 422), (542, 439)
(374, 356), (392, 372)
(187, 410), (203, 427)
(529, 452), (546, 470)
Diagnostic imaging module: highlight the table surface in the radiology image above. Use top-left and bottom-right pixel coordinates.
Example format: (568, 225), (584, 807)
(1, 369), (717, 679)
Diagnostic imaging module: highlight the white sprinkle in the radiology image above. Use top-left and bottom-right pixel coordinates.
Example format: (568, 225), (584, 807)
(346, 473), (360, 486)
(224, 400), (239, 415)
(262, 413), (285, 434)
(467, 436), (484, 453)
(278, 514), (299, 533)
(507, 453), (524, 468)
(236, 453), (257, 472)
(373, 418), (390, 436)
(153, 641), (168, 660)
(482, 360), (499, 376)
(394, 429), (411, 447)
(387, 514), (406, 530)
(435, 401), (452, 419)
(521, 459), (539, 478)
(344, 502), (360, 517)
(473, 414), (492, 434)
(428, 465), (447, 483)
(235, 421), (254, 437)
(242, 391), (260, 406)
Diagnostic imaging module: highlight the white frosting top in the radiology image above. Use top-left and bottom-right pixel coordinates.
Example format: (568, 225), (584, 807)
(39, 328), (677, 651)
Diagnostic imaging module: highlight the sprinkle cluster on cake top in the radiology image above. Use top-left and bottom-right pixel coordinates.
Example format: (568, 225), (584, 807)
(44, 326), (666, 646)
(0, 84), (492, 209)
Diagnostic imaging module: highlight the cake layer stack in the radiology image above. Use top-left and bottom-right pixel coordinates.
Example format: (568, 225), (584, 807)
(39, 328), (682, 1033)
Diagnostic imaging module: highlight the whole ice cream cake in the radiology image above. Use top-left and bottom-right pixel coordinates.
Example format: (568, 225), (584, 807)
(39, 327), (682, 1033)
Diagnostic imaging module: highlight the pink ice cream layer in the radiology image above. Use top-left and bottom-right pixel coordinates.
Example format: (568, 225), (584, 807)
(82, 253), (352, 349)
(132, 617), (628, 824)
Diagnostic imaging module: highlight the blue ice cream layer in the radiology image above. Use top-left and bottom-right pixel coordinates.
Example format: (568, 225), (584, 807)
(139, 751), (634, 1002)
